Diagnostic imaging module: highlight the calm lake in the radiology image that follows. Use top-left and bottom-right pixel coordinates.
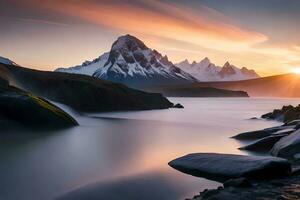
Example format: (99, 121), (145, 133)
(0, 97), (299, 200)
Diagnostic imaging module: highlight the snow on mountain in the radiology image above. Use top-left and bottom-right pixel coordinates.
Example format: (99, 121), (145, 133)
(55, 34), (259, 85)
(56, 34), (197, 87)
(56, 53), (109, 76)
(0, 56), (15, 65)
(176, 58), (260, 82)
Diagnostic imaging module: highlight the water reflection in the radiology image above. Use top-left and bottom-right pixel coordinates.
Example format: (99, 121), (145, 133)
(58, 170), (219, 200)
(0, 98), (299, 200)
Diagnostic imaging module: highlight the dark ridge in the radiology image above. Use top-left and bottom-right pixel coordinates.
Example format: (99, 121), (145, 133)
(0, 63), (174, 112)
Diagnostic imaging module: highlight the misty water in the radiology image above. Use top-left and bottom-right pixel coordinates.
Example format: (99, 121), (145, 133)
(1, 97), (300, 200)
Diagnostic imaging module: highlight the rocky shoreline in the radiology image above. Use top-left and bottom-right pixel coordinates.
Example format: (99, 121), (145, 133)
(188, 174), (300, 200)
(171, 105), (300, 200)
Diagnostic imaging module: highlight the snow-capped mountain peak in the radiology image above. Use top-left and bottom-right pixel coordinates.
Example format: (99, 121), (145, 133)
(200, 57), (210, 65)
(219, 62), (237, 77)
(56, 34), (197, 87)
(111, 34), (148, 52)
(55, 34), (259, 85)
(178, 59), (190, 66)
(55, 53), (109, 76)
(176, 58), (259, 81)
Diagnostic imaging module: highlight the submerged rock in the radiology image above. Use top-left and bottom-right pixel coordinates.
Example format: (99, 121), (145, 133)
(169, 153), (291, 182)
(173, 103), (184, 108)
(0, 85), (78, 128)
(239, 134), (288, 152)
(271, 129), (300, 160)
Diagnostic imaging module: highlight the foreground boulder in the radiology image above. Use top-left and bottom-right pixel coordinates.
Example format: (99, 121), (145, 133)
(0, 85), (78, 128)
(239, 134), (288, 152)
(232, 125), (294, 140)
(169, 153), (291, 182)
(271, 129), (300, 160)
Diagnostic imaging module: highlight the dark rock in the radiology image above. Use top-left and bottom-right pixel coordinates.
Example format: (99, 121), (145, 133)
(272, 128), (296, 135)
(239, 134), (288, 152)
(0, 77), (8, 86)
(295, 123), (300, 130)
(270, 180), (285, 186)
(232, 126), (294, 140)
(291, 166), (300, 176)
(173, 103), (184, 108)
(262, 105), (300, 123)
(188, 175), (300, 200)
(271, 129), (300, 160)
(169, 153), (291, 182)
(0, 85), (78, 128)
(223, 178), (252, 188)
(284, 119), (300, 126)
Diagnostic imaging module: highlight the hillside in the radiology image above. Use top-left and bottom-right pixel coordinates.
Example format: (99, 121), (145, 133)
(0, 63), (174, 112)
(186, 74), (300, 97)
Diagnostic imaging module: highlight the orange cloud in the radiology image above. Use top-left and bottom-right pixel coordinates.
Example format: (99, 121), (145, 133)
(36, 0), (267, 53)
(5, 0), (300, 76)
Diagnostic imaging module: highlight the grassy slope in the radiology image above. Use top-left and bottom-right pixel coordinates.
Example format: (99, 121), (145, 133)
(0, 83), (78, 128)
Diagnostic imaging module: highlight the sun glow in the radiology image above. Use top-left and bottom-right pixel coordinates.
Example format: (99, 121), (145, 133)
(292, 68), (300, 74)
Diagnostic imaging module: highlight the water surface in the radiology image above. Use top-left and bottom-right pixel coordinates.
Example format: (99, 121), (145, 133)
(0, 97), (299, 200)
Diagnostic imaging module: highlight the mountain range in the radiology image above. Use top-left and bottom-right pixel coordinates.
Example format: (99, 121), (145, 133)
(56, 35), (197, 87)
(176, 58), (259, 81)
(56, 35), (259, 87)
(0, 55), (249, 99)
(187, 74), (300, 97)
(0, 59), (174, 112)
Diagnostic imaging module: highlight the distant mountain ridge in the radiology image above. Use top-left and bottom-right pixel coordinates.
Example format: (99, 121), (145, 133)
(56, 34), (259, 87)
(56, 34), (197, 87)
(176, 58), (260, 82)
(184, 73), (300, 97)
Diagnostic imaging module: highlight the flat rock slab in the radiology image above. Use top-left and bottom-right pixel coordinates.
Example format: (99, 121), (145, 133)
(239, 134), (288, 152)
(285, 119), (300, 126)
(169, 153), (291, 182)
(271, 128), (295, 135)
(232, 126), (294, 140)
(271, 129), (300, 160)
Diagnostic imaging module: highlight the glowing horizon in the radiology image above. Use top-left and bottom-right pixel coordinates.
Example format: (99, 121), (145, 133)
(1, 0), (300, 77)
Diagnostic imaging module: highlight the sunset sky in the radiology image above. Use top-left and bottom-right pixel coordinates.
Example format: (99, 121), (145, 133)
(1, 0), (300, 76)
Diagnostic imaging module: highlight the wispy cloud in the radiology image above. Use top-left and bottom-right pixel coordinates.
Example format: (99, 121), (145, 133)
(12, 17), (71, 27)
(30, 0), (267, 52)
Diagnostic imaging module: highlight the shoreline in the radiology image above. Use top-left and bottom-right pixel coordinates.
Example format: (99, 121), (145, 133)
(178, 105), (300, 200)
